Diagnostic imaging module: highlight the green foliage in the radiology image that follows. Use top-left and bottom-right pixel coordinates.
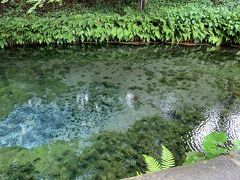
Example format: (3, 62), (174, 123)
(0, 3), (239, 48)
(231, 140), (240, 151)
(203, 132), (228, 159)
(1, 0), (63, 13)
(76, 114), (198, 179)
(27, 0), (63, 14)
(184, 151), (205, 165)
(221, 0), (240, 10)
(161, 145), (175, 170)
(0, 0), (137, 14)
(0, 98), (205, 178)
(185, 132), (240, 165)
(0, 140), (81, 179)
(143, 155), (162, 173)
(6, 162), (38, 180)
(143, 145), (175, 173)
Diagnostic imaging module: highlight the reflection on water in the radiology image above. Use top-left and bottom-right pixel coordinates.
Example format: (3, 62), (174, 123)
(224, 101), (240, 139)
(188, 104), (223, 151)
(0, 45), (240, 178)
(188, 98), (240, 151)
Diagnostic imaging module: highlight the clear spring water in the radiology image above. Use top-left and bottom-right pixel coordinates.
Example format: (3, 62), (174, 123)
(0, 45), (240, 178)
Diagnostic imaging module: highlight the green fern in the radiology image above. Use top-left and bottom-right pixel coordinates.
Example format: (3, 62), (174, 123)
(142, 145), (175, 174)
(143, 154), (161, 173)
(136, 171), (142, 176)
(161, 145), (175, 170)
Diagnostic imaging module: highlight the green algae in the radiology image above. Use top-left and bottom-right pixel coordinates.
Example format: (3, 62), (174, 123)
(0, 109), (204, 179)
(0, 102), (237, 179)
(128, 86), (144, 91)
(76, 109), (204, 179)
(0, 82), (30, 119)
(0, 80), (69, 120)
(0, 140), (81, 179)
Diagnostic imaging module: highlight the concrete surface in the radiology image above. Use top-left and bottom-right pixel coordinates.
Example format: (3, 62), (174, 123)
(126, 152), (240, 180)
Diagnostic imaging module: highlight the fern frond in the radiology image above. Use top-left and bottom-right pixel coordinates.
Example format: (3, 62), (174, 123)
(161, 145), (175, 170)
(143, 154), (161, 173)
(136, 171), (142, 176)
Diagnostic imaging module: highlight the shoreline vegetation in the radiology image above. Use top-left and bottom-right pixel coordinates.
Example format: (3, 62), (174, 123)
(2, 41), (240, 49)
(0, 1), (240, 49)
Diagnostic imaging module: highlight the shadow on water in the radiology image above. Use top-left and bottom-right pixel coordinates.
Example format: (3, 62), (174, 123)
(0, 45), (240, 179)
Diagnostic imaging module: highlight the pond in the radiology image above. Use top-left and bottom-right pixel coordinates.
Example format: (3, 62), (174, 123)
(0, 45), (240, 179)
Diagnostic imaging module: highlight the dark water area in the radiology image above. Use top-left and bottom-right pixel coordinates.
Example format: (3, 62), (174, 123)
(0, 45), (240, 179)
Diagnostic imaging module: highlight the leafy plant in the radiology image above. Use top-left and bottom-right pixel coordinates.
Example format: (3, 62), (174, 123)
(231, 140), (240, 151)
(27, 0), (63, 13)
(1, 0), (63, 13)
(185, 132), (240, 165)
(142, 145), (175, 174)
(0, 3), (240, 48)
(143, 155), (161, 173)
(202, 132), (228, 159)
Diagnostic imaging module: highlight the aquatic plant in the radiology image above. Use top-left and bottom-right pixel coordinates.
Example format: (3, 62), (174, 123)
(0, 140), (81, 179)
(185, 132), (240, 165)
(6, 162), (38, 180)
(0, 114), (193, 179)
(76, 111), (203, 179)
(0, 46), (239, 179)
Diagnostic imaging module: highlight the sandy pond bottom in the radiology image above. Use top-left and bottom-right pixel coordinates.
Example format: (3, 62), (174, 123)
(0, 45), (240, 179)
